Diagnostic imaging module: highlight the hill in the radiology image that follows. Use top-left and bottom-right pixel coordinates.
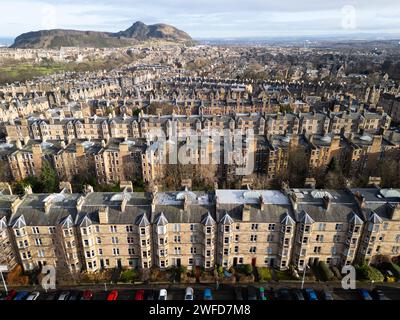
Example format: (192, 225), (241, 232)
(11, 21), (193, 48)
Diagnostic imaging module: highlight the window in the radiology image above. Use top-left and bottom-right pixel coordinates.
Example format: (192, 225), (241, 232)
(34, 238), (42, 246)
(250, 235), (257, 242)
(48, 227), (56, 234)
(127, 237), (134, 244)
(98, 248), (103, 255)
(111, 237), (119, 244)
(96, 237), (101, 244)
(128, 248), (135, 255)
(206, 250), (211, 257)
(188, 258), (193, 265)
(174, 247), (181, 255)
(157, 226), (166, 235)
(32, 227), (40, 234)
(174, 235), (181, 243)
(318, 223), (326, 231)
(251, 224), (259, 231)
(285, 226), (292, 233)
(316, 235), (324, 242)
(126, 226), (134, 233)
(95, 226), (100, 233)
(113, 248), (120, 255)
(234, 235), (240, 242)
(224, 225), (230, 232)
(268, 224), (275, 231)
(206, 226), (212, 234)
(190, 247), (197, 254)
(335, 224), (343, 231)
(140, 228), (146, 235)
(313, 246), (321, 254)
(266, 247), (273, 255)
(249, 247), (256, 254)
(234, 246), (239, 253)
(267, 234), (274, 242)
(223, 248), (229, 256)
(110, 226), (117, 233)
(224, 237), (229, 244)
(173, 224), (181, 232)
(333, 235), (340, 243)
(190, 224), (195, 231)
(302, 237), (308, 244)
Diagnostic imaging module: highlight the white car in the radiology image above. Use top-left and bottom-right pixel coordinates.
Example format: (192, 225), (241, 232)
(58, 292), (70, 300)
(184, 287), (194, 300)
(26, 292), (40, 300)
(158, 289), (168, 300)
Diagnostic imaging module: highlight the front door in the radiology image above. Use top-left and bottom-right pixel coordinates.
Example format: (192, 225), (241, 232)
(251, 258), (256, 267)
(233, 257), (238, 266)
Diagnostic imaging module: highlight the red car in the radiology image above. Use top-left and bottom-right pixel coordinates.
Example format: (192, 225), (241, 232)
(5, 290), (17, 301)
(135, 290), (144, 300)
(107, 290), (118, 301)
(81, 290), (93, 301)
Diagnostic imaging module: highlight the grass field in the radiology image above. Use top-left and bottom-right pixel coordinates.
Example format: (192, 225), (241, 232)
(0, 55), (135, 84)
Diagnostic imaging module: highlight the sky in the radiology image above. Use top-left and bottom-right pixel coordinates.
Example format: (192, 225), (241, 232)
(0, 0), (399, 39)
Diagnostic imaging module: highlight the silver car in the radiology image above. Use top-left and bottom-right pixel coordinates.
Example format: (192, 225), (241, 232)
(26, 292), (40, 300)
(184, 287), (194, 300)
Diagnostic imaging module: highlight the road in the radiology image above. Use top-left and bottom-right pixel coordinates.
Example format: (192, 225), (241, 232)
(3, 282), (400, 300)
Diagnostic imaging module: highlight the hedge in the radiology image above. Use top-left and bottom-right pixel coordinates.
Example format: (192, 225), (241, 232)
(318, 261), (335, 281)
(235, 264), (253, 276)
(120, 269), (139, 283)
(257, 267), (273, 281)
(355, 264), (384, 282)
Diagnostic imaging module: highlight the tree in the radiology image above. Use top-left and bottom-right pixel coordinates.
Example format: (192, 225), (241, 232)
(40, 160), (59, 193)
(323, 158), (346, 189)
(285, 147), (310, 187)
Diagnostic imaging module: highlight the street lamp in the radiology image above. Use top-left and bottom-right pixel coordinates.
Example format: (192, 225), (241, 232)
(0, 265), (8, 294)
(301, 264), (309, 290)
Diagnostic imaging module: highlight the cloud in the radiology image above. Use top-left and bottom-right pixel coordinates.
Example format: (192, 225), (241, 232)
(1, 0), (399, 38)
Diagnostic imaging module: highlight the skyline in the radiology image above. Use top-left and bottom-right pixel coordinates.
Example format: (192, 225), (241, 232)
(0, 0), (399, 39)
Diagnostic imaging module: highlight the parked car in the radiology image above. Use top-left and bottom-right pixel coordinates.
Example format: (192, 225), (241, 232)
(184, 287), (194, 300)
(359, 289), (373, 300)
(81, 290), (93, 301)
(0, 292), (7, 300)
(58, 291), (71, 301)
(68, 291), (81, 301)
(247, 286), (257, 300)
(5, 290), (17, 301)
(203, 288), (213, 300)
(107, 290), (118, 301)
(135, 290), (145, 300)
(26, 292), (40, 301)
(321, 290), (334, 301)
(158, 289), (168, 301)
(234, 287), (244, 300)
(39, 292), (58, 301)
(13, 291), (29, 301)
(145, 290), (156, 300)
(276, 288), (292, 301)
(304, 288), (318, 301)
(372, 289), (389, 300)
(259, 287), (267, 300)
(291, 289), (305, 300)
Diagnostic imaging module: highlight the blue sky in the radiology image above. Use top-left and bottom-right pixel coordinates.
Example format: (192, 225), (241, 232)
(1, 0), (400, 38)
